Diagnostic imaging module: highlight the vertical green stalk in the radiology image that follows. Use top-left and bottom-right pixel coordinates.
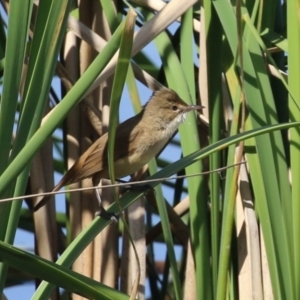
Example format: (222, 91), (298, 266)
(0, 0), (33, 293)
(203, 0), (223, 296)
(288, 0), (300, 299)
(216, 65), (242, 299)
(216, 166), (239, 300)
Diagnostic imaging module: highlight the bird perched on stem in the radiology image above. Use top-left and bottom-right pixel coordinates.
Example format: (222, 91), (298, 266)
(34, 88), (203, 217)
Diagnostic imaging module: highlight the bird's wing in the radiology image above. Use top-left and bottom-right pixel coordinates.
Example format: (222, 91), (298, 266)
(70, 134), (108, 181)
(71, 117), (142, 181)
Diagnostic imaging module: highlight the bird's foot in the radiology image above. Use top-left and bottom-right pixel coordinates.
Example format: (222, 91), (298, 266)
(95, 208), (118, 222)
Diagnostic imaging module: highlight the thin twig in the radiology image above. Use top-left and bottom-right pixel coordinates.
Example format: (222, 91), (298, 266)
(0, 162), (245, 203)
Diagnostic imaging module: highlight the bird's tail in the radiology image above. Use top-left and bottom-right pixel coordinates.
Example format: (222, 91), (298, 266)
(33, 173), (72, 212)
(33, 184), (61, 212)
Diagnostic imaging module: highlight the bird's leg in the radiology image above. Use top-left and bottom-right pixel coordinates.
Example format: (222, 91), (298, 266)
(94, 188), (118, 222)
(92, 175), (118, 221)
(118, 179), (154, 195)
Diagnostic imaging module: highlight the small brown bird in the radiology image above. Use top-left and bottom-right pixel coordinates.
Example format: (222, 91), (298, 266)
(34, 88), (203, 213)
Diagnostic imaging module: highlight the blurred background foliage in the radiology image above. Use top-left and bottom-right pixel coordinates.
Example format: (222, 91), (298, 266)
(0, 0), (299, 299)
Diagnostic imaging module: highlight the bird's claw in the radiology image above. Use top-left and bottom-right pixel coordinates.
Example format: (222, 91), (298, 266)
(122, 183), (154, 195)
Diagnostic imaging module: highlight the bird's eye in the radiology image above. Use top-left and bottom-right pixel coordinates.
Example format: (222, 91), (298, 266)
(171, 105), (178, 111)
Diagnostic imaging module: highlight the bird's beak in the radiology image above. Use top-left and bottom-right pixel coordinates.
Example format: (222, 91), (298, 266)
(185, 105), (205, 112)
